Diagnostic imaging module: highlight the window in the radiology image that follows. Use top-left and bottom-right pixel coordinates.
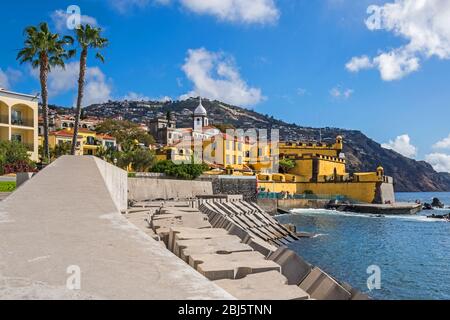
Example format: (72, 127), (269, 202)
(238, 156), (243, 165)
(226, 155), (230, 164)
(12, 110), (22, 125)
(86, 136), (96, 145)
(105, 141), (115, 149)
(11, 134), (22, 143)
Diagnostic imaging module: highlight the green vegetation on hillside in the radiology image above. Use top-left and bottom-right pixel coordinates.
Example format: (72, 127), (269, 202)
(96, 119), (155, 146)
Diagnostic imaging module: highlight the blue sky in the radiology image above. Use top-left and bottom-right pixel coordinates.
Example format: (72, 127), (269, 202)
(1, 0), (450, 170)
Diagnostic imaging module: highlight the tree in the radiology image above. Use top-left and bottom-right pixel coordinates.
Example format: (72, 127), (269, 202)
(71, 24), (108, 155)
(50, 142), (72, 160)
(0, 141), (35, 175)
(279, 158), (295, 173)
(17, 22), (74, 161)
(96, 119), (155, 147)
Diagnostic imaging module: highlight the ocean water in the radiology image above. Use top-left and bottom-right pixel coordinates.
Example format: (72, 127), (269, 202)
(275, 192), (450, 300)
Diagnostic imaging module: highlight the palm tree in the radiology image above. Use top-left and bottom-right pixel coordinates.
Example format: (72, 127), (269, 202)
(71, 24), (108, 155)
(17, 22), (74, 161)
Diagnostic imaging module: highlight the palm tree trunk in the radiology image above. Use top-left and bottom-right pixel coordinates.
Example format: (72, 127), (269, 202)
(39, 55), (50, 161)
(71, 48), (88, 155)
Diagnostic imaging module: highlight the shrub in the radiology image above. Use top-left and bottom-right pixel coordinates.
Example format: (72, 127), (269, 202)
(0, 141), (35, 175)
(151, 160), (209, 180)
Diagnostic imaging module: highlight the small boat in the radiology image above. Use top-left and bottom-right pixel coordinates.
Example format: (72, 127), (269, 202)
(427, 213), (450, 221)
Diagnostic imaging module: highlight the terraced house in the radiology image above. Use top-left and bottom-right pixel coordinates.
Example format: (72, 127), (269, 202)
(0, 89), (39, 161)
(44, 128), (117, 156)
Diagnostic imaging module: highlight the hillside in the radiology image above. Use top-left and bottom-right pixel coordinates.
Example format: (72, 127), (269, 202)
(82, 98), (450, 192)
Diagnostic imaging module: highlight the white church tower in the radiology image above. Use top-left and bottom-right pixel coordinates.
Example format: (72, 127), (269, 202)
(193, 97), (209, 132)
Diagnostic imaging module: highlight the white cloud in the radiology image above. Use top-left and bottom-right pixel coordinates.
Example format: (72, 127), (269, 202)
(425, 153), (450, 173)
(0, 68), (22, 89)
(123, 92), (150, 101)
(297, 88), (307, 96)
(83, 67), (113, 106)
(179, 0), (279, 24)
(180, 48), (264, 107)
(381, 134), (417, 158)
(30, 61), (112, 106)
(51, 10), (99, 32)
(109, 0), (279, 24)
(347, 0), (450, 80)
(432, 134), (450, 150)
(433, 135), (450, 149)
(0, 70), (7, 89)
(346, 55), (374, 72)
(330, 86), (354, 99)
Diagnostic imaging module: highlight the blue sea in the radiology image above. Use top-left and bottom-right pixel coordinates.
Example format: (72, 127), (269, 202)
(275, 192), (450, 300)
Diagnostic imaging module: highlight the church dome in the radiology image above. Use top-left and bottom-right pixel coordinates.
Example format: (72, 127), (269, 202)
(194, 97), (207, 116)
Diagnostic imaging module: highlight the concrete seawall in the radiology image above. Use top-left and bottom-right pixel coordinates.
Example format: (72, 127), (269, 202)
(0, 156), (233, 300)
(129, 178), (213, 201)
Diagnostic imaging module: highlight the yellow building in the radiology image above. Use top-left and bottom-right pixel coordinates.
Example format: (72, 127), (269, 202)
(259, 136), (395, 204)
(45, 128), (117, 156)
(0, 89), (39, 161)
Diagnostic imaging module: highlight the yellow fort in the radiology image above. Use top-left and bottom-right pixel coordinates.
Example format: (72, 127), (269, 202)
(258, 135), (395, 204)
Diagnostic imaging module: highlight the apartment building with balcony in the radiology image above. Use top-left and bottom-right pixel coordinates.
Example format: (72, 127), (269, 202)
(0, 89), (39, 161)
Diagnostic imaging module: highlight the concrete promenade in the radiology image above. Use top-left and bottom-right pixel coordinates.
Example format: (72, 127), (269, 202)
(0, 156), (233, 300)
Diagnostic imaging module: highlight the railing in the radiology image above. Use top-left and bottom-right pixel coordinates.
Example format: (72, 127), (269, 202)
(11, 118), (34, 127)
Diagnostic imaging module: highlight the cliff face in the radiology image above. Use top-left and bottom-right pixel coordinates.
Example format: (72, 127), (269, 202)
(81, 98), (450, 192)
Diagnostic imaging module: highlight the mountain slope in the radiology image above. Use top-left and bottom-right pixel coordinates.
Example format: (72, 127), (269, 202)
(82, 98), (450, 192)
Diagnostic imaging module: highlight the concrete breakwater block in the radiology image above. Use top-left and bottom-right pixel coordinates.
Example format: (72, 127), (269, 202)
(151, 214), (212, 246)
(168, 227), (229, 252)
(298, 267), (351, 300)
(190, 251), (281, 281)
(214, 271), (310, 300)
(242, 236), (277, 257)
(151, 213), (211, 229)
(175, 236), (253, 263)
(267, 247), (312, 285)
(158, 208), (200, 214)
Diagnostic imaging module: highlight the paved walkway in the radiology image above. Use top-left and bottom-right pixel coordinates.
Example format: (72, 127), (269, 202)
(0, 156), (233, 300)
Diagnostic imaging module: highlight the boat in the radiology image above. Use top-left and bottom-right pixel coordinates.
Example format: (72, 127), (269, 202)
(427, 213), (450, 221)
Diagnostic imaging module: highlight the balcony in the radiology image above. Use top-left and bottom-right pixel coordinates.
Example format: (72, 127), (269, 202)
(11, 104), (34, 128)
(11, 117), (34, 128)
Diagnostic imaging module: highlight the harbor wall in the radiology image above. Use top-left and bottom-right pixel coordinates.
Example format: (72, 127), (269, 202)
(205, 176), (258, 202)
(258, 180), (395, 204)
